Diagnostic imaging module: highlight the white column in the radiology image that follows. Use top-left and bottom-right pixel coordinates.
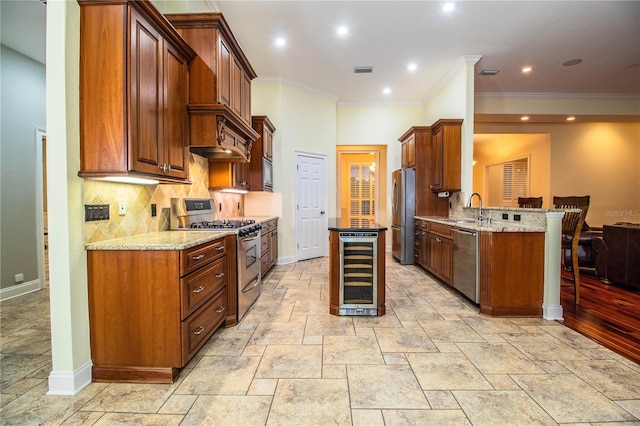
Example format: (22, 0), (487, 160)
(543, 211), (565, 320)
(46, 0), (92, 395)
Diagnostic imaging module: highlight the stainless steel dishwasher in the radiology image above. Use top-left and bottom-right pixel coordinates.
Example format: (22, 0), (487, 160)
(453, 228), (479, 303)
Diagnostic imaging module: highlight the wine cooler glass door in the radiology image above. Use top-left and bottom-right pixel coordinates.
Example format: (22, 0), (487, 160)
(338, 233), (378, 315)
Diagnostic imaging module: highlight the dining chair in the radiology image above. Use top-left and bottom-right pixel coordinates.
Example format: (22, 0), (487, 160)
(518, 197), (543, 208)
(553, 195), (590, 304)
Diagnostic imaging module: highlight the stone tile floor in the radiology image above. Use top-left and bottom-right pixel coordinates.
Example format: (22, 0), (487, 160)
(1, 254), (640, 425)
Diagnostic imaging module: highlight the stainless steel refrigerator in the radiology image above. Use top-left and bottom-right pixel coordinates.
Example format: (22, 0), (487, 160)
(391, 168), (415, 264)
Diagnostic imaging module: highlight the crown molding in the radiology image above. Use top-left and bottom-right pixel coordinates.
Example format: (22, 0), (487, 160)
(476, 92), (640, 100)
(254, 76), (339, 102)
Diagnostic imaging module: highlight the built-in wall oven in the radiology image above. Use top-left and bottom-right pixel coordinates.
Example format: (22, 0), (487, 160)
(170, 198), (262, 320)
(262, 158), (273, 191)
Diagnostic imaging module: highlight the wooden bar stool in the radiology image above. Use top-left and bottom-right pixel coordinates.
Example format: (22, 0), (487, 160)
(553, 195), (590, 304)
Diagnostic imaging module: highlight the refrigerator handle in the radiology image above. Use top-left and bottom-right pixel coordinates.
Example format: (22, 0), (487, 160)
(392, 179), (398, 213)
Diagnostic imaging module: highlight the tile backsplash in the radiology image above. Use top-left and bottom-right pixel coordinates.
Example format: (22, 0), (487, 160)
(83, 154), (244, 243)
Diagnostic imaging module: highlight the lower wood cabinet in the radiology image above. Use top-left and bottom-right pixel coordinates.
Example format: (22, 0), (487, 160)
(479, 231), (545, 316)
(414, 219), (428, 268)
(87, 235), (235, 383)
(425, 222), (454, 285)
(260, 218), (278, 275)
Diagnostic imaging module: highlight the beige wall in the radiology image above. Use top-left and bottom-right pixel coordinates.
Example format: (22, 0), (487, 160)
(473, 133), (551, 208)
(336, 104), (424, 228)
(475, 122), (640, 227)
(251, 80), (337, 261)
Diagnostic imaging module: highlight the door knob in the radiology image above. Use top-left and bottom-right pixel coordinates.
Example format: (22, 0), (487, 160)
(321, 211), (325, 215)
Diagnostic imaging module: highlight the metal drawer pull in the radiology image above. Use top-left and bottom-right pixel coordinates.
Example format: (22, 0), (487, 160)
(193, 286), (205, 293)
(216, 246), (224, 251)
(193, 325), (206, 335)
(216, 306), (226, 313)
(192, 254), (205, 260)
(215, 273), (225, 278)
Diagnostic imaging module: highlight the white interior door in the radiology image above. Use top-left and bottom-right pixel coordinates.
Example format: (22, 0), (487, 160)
(295, 152), (327, 261)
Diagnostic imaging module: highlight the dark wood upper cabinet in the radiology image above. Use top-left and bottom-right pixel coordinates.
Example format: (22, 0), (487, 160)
(78, 0), (196, 183)
(249, 116), (276, 192)
(430, 119), (463, 192)
(166, 13), (259, 162)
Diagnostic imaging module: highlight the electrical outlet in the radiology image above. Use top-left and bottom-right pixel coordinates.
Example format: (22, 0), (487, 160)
(119, 199), (126, 215)
(151, 204), (157, 217)
(514, 214), (521, 221)
(502, 213), (508, 220)
(15, 273), (24, 283)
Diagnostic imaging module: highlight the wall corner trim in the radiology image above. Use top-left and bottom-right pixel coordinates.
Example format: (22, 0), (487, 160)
(47, 361), (92, 396)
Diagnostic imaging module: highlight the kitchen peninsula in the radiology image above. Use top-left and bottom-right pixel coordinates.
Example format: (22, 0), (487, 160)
(328, 218), (387, 317)
(416, 207), (549, 317)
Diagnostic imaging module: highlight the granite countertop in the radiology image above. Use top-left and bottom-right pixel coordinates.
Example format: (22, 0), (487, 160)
(85, 230), (236, 251)
(85, 216), (279, 251)
(415, 216), (545, 232)
(328, 218), (388, 231)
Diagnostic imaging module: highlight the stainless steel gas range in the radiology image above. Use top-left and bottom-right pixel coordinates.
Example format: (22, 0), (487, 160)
(170, 198), (261, 321)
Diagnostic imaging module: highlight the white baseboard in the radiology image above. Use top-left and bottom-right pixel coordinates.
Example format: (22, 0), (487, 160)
(276, 255), (296, 265)
(1, 279), (42, 302)
(542, 304), (564, 321)
(47, 360), (92, 396)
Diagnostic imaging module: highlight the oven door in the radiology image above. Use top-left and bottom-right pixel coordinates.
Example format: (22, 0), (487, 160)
(237, 232), (262, 320)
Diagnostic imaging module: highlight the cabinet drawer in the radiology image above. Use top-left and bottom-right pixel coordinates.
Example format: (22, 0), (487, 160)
(262, 219), (277, 233)
(427, 222), (453, 239)
(181, 256), (226, 319)
(181, 238), (227, 276)
(415, 219), (428, 231)
(182, 289), (226, 362)
(261, 234), (269, 255)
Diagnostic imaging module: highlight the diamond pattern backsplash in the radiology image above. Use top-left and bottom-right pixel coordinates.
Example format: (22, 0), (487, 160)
(84, 154), (244, 243)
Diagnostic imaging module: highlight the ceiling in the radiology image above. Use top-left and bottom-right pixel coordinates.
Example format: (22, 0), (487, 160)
(2, 0), (639, 107)
(211, 1), (640, 104)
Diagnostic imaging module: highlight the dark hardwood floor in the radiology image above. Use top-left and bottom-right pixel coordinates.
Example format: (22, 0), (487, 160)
(560, 270), (640, 364)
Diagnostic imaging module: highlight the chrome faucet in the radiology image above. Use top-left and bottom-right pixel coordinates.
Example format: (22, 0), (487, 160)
(467, 192), (483, 223)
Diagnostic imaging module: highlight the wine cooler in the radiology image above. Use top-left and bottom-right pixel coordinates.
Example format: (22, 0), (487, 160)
(338, 232), (378, 315)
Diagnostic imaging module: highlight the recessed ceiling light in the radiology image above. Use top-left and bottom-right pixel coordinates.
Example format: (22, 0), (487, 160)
(566, 116), (576, 121)
(443, 2), (455, 12)
(521, 66), (532, 73)
(520, 116), (530, 121)
(407, 63), (417, 72)
(383, 87), (391, 95)
(563, 59), (582, 67)
(354, 66), (373, 74)
(336, 26), (349, 36)
(275, 37), (286, 47)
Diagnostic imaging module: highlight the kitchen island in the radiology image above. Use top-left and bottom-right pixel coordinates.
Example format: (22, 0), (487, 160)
(415, 212), (546, 317)
(328, 219), (387, 316)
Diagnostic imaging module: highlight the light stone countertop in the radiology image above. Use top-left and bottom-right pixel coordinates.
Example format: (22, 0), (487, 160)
(85, 230), (236, 251)
(415, 216), (545, 232)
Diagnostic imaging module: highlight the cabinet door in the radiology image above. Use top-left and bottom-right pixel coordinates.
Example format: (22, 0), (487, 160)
(129, 10), (163, 175)
(233, 162), (250, 190)
(264, 126), (273, 160)
(163, 41), (189, 179)
(440, 237), (453, 284)
(426, 233), (439, 273)
(218, 38), (232, 107)
(401, 134), (415, 168)
(241, 71), (252, 125)
(430, 127), (443, 190)
(231, 56), (243, 117)
(270, 229), (278, 267)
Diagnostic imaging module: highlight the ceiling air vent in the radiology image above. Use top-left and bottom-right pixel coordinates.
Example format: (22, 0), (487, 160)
(354, 66), (374, 74)
(479, 69), (500, 76)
